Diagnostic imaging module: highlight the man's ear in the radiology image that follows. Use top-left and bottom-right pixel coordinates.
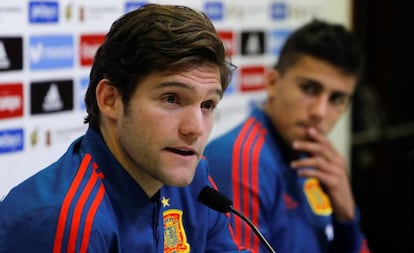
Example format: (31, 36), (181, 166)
(96, 79), (120, 120)
(265, 69), (279, 98)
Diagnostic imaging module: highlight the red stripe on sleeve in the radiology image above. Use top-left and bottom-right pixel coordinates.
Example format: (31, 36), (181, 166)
(208, 175), (219, 190)
(360, 239), (371, 253)
(232, 118), (254, 244)
(250, 129), (266, 252)
(80, 184), (105, 253)
(53, 153), (92, 253)
(240, 122), (260, 249)
(209, 167), (246, 251)
(67, 170), (100, 253)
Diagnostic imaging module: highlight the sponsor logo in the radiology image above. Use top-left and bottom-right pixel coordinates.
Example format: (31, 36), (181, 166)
(247, 96), (265, 112)
(283, 193), (299, 209)
(30, 127), (39, 146)
(0, 3), (24, 24)
(269, 29), (291, 56)
(204, 1), (224, 21)
(0, 37), (23, 71)
(224, 68), (238, 96)
(239, 65), (265, 92)
(288, 3), (322, 21)
(225, 4), (243, 20)
(53, 125), (87, 145)
(325, 224), (334, 241)
(241, 30), (265, 56)
(0, 83), (23, 119)
(64, 3), (73, 21)
(225, 3), (267, 23)
(29, 124), (86, 148)
(29, 127), (52, 147)
(124, 2), (147, 13)
(217, 30), (235, 58)
(79, 34), (105, 66)
(29, 1), (59, 23)
(29, 35), (74, 70)
(79, 76), (89, 111)
(30, 79), (73, 115)
(79, 4), (120, 23)
(271, 2), (287, 20)
(0, 128), (24, 154)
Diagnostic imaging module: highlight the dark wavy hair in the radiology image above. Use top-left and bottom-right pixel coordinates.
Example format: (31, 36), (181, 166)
(84, 4), (232, 129)
(275, 18), (364, 82)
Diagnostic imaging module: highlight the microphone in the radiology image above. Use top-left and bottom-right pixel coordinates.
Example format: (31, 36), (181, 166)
(198, 186), (276, 253)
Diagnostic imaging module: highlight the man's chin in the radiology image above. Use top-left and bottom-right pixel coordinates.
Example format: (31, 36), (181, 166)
(164, 170), (196, 187)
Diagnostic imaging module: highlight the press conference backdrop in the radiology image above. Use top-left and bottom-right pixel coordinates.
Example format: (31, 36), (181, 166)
(0, 0), (351, 198)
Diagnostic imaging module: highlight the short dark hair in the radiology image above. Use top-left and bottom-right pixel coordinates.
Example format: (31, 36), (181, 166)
(275, 19), (364, 81)
(84, 4), (232, 129)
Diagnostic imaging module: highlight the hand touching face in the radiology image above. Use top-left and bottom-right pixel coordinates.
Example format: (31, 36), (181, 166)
(264, 55), (358, 221)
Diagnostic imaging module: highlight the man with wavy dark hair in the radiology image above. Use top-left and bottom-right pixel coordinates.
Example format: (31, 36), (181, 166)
(0, 4), (250, 253)
(205, 19), (371, 253)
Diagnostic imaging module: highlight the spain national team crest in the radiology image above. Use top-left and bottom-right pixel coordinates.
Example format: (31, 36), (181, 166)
(163, 209), (190, 253)
(303, 178), (332, 216)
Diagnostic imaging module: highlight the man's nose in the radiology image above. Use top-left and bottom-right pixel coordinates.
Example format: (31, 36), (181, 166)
(179, 107), (204, 138)
(309, 95), (329, 121)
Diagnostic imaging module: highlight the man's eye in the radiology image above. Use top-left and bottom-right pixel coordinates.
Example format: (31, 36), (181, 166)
(330, 94), (349, 106)
(301, 83), (320, 95)
(165, 95), (177, 104)
(201, 101), (216, 111)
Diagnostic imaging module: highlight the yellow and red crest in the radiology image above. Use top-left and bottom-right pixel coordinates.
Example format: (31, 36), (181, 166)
(163, 209), (190, 253)
(303, 178), (332, 216)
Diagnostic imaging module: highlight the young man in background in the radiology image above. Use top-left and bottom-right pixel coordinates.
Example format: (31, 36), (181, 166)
(205, 19), (370, 253)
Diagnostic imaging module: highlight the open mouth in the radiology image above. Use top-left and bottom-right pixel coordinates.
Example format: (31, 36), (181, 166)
(166, 148), (195, 156)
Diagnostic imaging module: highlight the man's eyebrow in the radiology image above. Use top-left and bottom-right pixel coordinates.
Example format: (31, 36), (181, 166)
(154, 81), (223, 98)
(296, 77), (353, 97)
(296, 76), (322, 86)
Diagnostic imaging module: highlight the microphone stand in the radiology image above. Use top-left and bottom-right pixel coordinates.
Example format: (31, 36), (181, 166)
(229, 205), (276, 253)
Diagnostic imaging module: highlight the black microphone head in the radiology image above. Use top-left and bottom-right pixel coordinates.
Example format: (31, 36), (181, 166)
(198, 186), (233, 213)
